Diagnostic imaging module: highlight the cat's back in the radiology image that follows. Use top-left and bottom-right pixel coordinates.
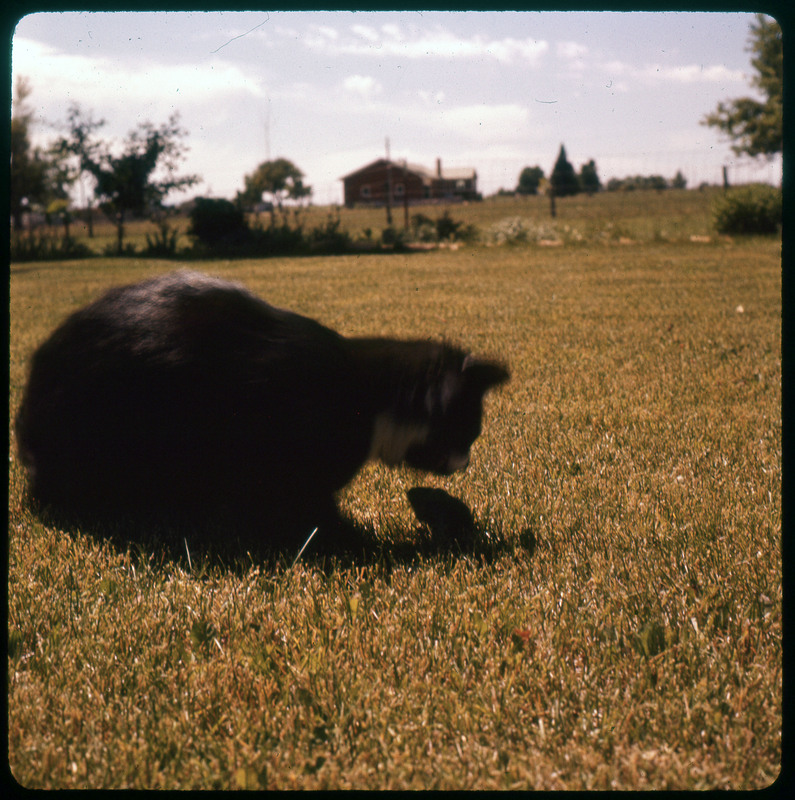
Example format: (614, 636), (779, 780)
(33, 270), (339, 368)
(22, 272), (355, 429)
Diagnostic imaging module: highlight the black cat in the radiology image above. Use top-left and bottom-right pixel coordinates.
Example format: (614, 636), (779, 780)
(15, 270), (509, 546)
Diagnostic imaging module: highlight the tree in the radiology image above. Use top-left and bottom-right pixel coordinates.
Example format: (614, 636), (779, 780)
(10, 77), (78, 238)
(516, 166), (544, 195)
(647, 175), (668, 192)
(549, 145), (580, 198)
(237, 158), (311, 212)
(51, 104), (108, 237)
(41, 153), (78, 239)
(702, 14), (782, 158)
(579, 160), (601, 194)
(10, 77), (54, 229)
(82, 113), (199, 253)
(671, 170), (687, 190)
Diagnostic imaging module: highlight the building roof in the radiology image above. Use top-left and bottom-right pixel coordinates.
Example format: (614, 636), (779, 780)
(437, 166), (477, 180)
(339, 159), (411, 181)
(341, 158), (476, 183)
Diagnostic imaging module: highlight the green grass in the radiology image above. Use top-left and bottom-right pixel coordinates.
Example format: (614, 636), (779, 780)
(8, 235), (781, 789)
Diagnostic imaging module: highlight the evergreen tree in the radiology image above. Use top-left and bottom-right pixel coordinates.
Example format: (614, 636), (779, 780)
(550, 145), (580, 197)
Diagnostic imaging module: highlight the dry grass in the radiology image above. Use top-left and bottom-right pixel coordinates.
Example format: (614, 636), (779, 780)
(8, 232), (781, 789)
(50, 187), (723, 254)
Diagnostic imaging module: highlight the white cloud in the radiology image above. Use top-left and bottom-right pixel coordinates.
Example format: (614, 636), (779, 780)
(351, 24), (379, 42)
(300, 23), (549, 64)
(381, 23), (402, 40)
(418, 89), (446, 105)
(342, 74), (382, 99)
(606, 80), (631, 94)
(597, 56), (745, 86)
(486, 37), (549, 64)
(602, 59), (631, 76)
(315, 25), (338, 41)
(557, 40), (588, 59)
(643, 63), (746, 84)
(13, 36), (266, 110)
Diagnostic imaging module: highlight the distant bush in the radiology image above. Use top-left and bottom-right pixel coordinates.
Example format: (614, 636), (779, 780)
(435, 210), (474, 241)
(712, 184), (782, 235)
(10, 231), (93, 262)
(607, 175), (670, 192)
(185, 199), (482, 256)
(188, 198), (361, 257)
(188, 198), (251, 250)
(407, 210), (476, 244)
(381, 225), (406, 249)
(145, 219), (181, 257)
(306, 212), (352, 253)
(410, 212), (437, 242)
(249, 219), (306, 255)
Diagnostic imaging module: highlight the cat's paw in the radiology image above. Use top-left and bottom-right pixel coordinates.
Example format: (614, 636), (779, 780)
(406, 487), (476, 544)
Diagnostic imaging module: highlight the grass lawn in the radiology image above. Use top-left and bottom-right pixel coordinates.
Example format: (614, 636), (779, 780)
(8, 236), (781, 789)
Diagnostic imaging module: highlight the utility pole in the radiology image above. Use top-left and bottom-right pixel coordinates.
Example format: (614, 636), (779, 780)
(403, 160), (409, 229)
(385, 137), (393, 226)
(264, 98), (271, 163)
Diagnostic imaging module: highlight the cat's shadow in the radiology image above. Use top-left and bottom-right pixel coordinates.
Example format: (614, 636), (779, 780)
(28, 488), (528, 575)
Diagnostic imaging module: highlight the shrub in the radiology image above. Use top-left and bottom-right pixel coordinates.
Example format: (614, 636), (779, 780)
(145, 219), (181, 257)
(381, 226), (405, 248)
(408, 211), (476, 244)
(10, 231), (93, 262)
(435, 210), (464, 241)
(188, 198), (251, 250)
(307, 214), (352, 254)
(410, 212), (437, 243)
(712, 184), (782, 234)
(250, 219), (307, 255)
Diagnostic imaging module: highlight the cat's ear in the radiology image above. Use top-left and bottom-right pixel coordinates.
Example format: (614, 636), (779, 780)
(462, 355), (510, 392)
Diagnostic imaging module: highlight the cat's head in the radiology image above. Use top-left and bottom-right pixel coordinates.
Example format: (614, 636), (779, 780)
(409, 354), (509, 474)
(372, 351), (509, 475)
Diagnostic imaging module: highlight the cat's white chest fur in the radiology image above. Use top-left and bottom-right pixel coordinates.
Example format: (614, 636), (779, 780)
(368, 413), (430, 466)
(367, 413), (471, 473)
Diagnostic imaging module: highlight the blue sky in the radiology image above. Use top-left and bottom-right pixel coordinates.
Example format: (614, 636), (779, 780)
(12, 11), (782, 205)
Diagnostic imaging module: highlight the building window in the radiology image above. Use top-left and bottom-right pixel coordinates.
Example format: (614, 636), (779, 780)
(360, 185), (371, 198)
(394, 183), (405, 197)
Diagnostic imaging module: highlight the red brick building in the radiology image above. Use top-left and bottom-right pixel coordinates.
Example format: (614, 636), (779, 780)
(341, 158), (478, 207)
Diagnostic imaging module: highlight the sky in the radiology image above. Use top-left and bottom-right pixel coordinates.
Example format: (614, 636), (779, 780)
(11, 10), (782, 206)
